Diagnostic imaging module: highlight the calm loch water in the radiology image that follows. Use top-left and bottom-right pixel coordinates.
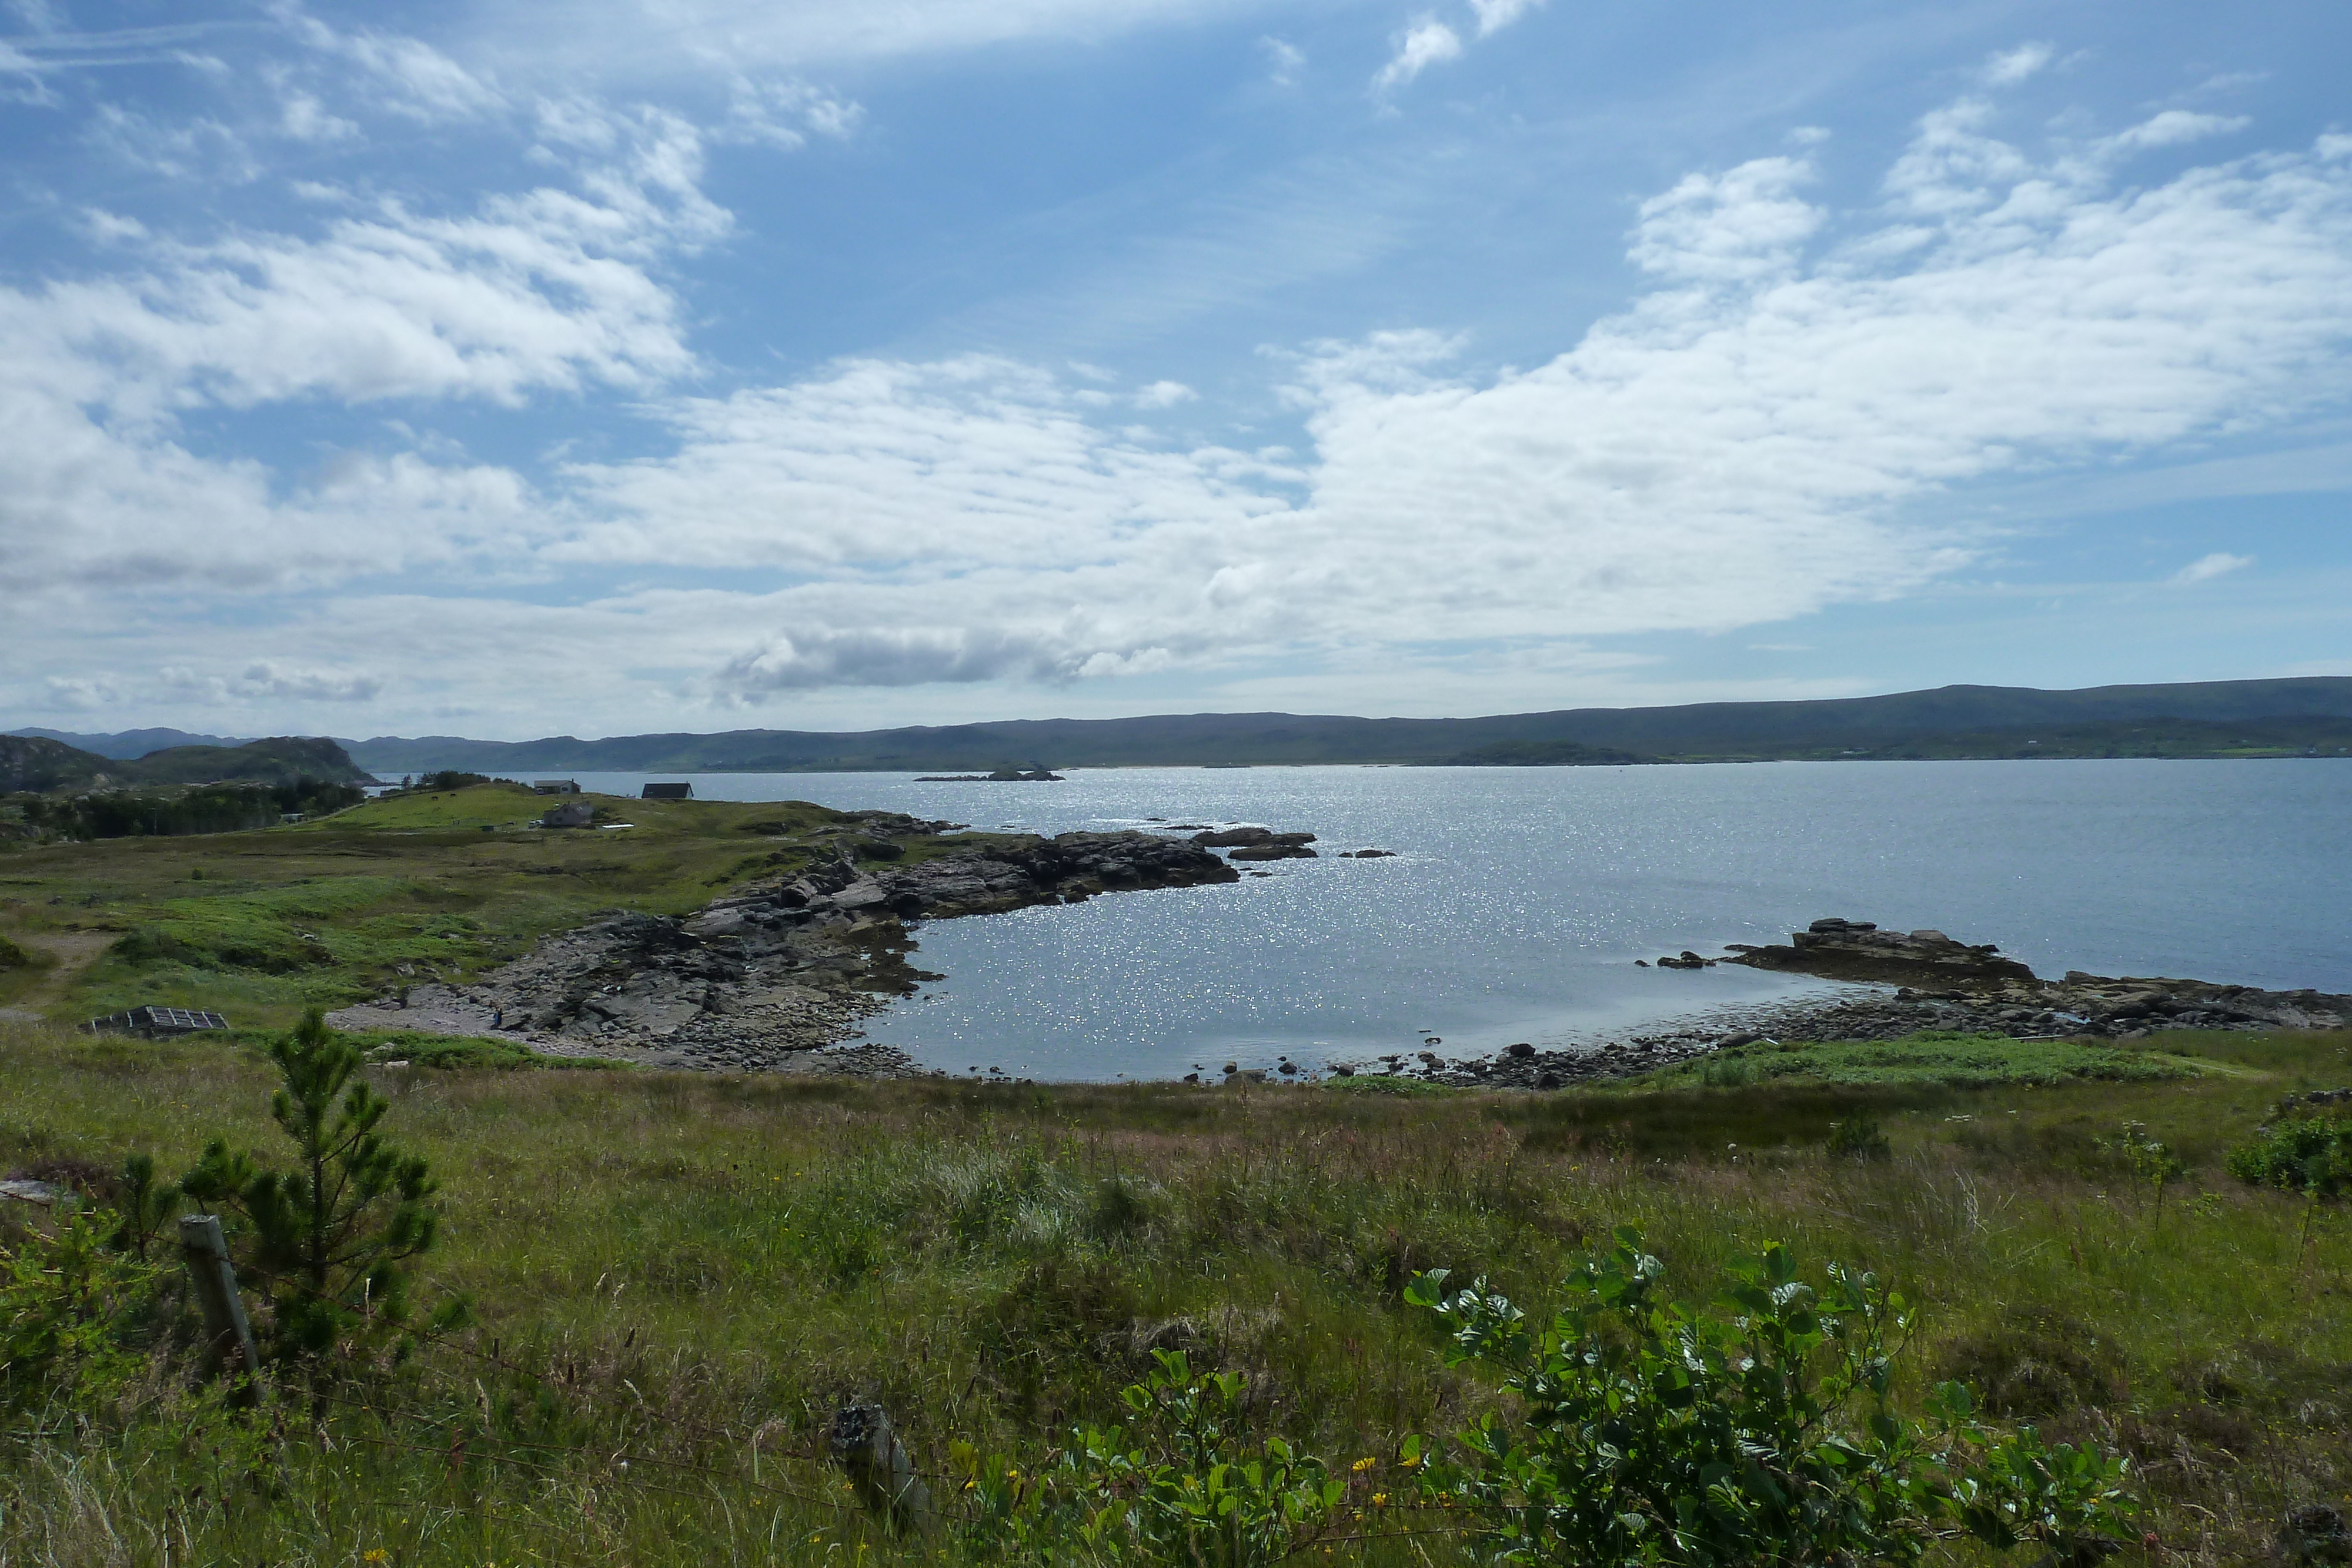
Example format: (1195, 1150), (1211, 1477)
(562, 760), (2352, 1081)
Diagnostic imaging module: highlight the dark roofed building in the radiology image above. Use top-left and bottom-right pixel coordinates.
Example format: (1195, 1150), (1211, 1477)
(87, 1005), (229, 1039)
(642, 782), (693, 799)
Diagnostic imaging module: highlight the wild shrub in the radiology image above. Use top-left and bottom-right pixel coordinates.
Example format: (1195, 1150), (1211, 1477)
(2227, 1116), (2352, 1198)
(0, 1208), (163, 1415)
(956, 1348), (1342, 1566)
(106, 1152), (182, 1261)
(2100, 1121), (2189, 1216)
(0, 933), (29, 970)
(1827, 1116), (1893, 1161)
(1406, 1228), (2135, 1566)
(179, 1008), (467, 1363)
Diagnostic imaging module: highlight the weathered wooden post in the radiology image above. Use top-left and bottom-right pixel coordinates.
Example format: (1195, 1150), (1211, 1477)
(179, 1212), (258, 1397)
(828, 1401), (933, 1533)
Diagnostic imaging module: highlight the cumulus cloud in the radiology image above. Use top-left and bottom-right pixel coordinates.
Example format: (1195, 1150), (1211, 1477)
(1467, 0), (1542, 36)
(0, 101), (715, 596)
(560, 356), (1291, 576)
(1982, 42), (2053, 86)
(720, 627), (1112, 693)
(2171, 552), (2254, 585)
(13, 76), (2352, 719)
(1629, 156), (1819, 284)
(1134, 379), (1197, 408)
(2097, 110), (2249, 157)
(1374, 19), (1461, 92)
(653, 117), (2352, 693)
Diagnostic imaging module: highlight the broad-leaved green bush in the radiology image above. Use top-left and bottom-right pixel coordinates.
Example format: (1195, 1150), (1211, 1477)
(1405, 1228), (2134, 1566)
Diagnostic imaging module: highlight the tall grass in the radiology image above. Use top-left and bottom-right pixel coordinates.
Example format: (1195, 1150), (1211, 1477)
(0, 1018), (2346, 1564)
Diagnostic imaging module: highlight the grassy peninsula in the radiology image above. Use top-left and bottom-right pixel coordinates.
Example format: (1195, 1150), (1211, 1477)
(0, 781), (983, 1034)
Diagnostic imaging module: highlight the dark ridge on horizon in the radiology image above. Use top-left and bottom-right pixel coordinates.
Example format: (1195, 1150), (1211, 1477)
(15, 678), (2351, 775)
(0, 735), (374, 794)
(15, 676), (2328, 775)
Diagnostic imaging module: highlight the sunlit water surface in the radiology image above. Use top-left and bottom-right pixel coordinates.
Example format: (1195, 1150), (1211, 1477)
(553, 761), (2352, 1081)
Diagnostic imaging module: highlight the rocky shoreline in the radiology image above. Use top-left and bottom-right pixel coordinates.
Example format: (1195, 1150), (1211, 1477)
(332, 832), (2350, 1088)
(1375, 917), (2352, 1090)
(329, 819), (1237, 1075)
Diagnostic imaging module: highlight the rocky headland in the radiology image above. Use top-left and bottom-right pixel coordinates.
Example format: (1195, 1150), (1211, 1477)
(328, 820), (1237, 1074)
(1379, 916), (2351, 1091)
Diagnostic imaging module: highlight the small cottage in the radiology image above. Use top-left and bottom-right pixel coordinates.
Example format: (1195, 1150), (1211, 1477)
(533, 780), (581, 795)
(542, 800), (595, 828)
(641, 782), (693, 800)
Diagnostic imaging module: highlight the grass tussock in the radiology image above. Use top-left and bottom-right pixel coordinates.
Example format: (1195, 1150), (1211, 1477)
(0, 1016), (2344, 1564)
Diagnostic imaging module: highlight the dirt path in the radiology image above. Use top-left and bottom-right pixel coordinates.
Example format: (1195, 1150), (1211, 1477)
(0, 931), (114, 1025)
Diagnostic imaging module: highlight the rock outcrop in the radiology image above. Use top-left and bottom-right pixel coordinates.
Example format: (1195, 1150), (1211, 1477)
(1724, 918), (2037, 985)
(328, 829), (1238, 1073)
(1387, 917), (2352, 1091)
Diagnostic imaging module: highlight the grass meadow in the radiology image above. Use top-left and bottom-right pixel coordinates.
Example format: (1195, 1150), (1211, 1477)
(0, 1015), (2344, 1566)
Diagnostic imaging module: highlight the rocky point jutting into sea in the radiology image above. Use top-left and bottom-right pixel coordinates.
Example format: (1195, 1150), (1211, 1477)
(1388, 917), (2352, 1089)
(329, 817), (1237, 1075)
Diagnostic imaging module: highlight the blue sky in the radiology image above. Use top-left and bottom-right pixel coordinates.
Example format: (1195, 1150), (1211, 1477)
(3, 0), (2348, 740)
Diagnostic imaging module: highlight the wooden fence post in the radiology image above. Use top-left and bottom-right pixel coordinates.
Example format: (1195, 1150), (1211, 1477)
(828, 1401), (933, 1533)
(179, 1212), (258, 1396)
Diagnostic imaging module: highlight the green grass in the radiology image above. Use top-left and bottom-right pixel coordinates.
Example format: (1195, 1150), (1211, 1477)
(0, 1017), (2346, 1564)
(1651, 1029), (2204, 1089)
(0, 782), (995, 1031)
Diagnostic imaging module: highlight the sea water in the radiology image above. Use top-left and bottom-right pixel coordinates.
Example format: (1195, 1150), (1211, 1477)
(559, 760), (2352, 1081)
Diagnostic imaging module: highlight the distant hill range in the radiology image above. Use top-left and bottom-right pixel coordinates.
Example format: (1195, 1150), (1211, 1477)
(0, 734), (375, 794)
(279, 676), (2352, 773)
(6, 726), (254, 759)
(13, 678), (2349, 780)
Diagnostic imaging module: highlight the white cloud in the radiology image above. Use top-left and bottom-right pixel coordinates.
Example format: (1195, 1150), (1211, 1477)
(0, 107), (716, 599)
(12, 81), (2352, 720)
(720, 76), (864, 148)
(1259, 36), (1304, 86)
(1134, 379), (1197, 408)
(41, 676), (122, 713)
(286, 15), (507, 124)
(156, 663), (379, 704)
(1467, 0), (1542, 37)
(633, 119), (2352, 693)
(559, 356), (1292, 579)
(1881, 98), (2032, 215)
(1629, 156), (1819, 284)
(2171, 552), (2254, 586)
(277, 89), (358, 142)
(2097, 111), (2249, 158)
(1373, 18), (1461, 92)
(459, 0), (1272, 81)
(1982, 42), (2053, 87)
